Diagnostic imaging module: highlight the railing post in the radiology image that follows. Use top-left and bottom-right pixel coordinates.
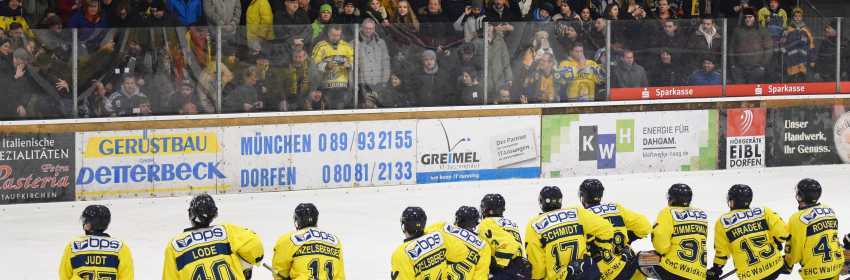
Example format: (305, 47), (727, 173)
(722, 18), (728, 96)
(483, 25), (489, 105)
(216, 25), (222, 113)
(605, 19), (611, 101)
(72, 28), (79, 118)
(354, 24), (359, 109)
(837, 17), (842, 93)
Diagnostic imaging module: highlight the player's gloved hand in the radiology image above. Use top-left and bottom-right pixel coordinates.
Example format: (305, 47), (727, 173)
(240, 257), (253, 280)
(706, 264), (723, 280)
(627, 230), (641, 245)
(243, 268), (253, 280)
(621, 247), (635, 263)
(779, 259), (793, 274)
(773, 237), (784, 252)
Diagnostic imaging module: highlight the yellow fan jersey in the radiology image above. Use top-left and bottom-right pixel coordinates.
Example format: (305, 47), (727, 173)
(784, 204), (844, 280)
(272, 227), (345, 280)
(425, 222), (491, 280)
(524, 206), (616, 280)
(311, 40), (354, 89)
(713, 206), (789, 280)
(162, 223), (264, 280)
(478, 217), (523, 267)
(558, 57), (605, 102)
(586, 203), (653, 280)
(651, 206), (708, 280)
(391, 230), (448, 280)
(59, 233), (134, 280)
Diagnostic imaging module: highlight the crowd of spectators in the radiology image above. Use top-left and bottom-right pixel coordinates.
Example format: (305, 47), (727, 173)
(0, 0), (848, 119)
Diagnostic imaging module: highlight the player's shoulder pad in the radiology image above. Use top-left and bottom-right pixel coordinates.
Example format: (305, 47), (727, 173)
(171, 225), (228, 252)
(798, 205), (837, 225)
(669, 207), (708, 223)
(719, 207), (766, 229)
(587, 202), (620, 216)
(71, 235), (124, 254)
(442, 223), (486, 251)
(495, 217), (520, 230)
(404, 231), (445, 262)
(532, 207), (579, 234)
(290, 227), (340, 246)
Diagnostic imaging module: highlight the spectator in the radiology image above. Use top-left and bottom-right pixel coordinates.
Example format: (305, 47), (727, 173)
(0, 39), (11, 74)
(273, 0), (312, 47)
(485, 21), (513, 94)
(559, 43), (604, 101)
(381, 0), (397, 17)
(417, 0), (452, 40)
(525, 2), (553, 21)
(300, 0), (320, 22)
(100, 0), (119, 25)
(449, 42), (483, 79)
(358, 88), (380, 108)
(359, 19), (391, 89)
(690, 56), (721, 85)
(204, 0), (241, 37)
(814, 21), (848, 82)
(441, 0), (467, 22)
(105, 74), (148, 116)
(577, 7), (593, 33)
(457, 67), (484, 105)
(268, 44), (319, 111)
(654, 20), (684, 51)
(167, 0), (203, 26)
(163, 80), (214, 114)
(522, 31), (555, 70)
(110, 2), (144, 28)
(647, 49), (688, 87)
(335, 0), (362, 24)
(590, 17), (606, 50)
(679, 0), (710, 18)
(649, 0), (677, 20)
(144, 1), (183, 27)
(299, 89), (326, 110)
(1, 0), (30, 29)
(758, 0), (786, 82)
(387, 0), (420, 48)
(780, 8), (813, 83)
(198, 46), (237, 107)
(22, 0), (51, 29)
(68, 0), (109, 48)
(364, 0), (389, 26)
(80, 81), (110, 118)
(493, 86), (528, 104)
(730, 9), (772, 84)
(224, 66), (264, 112)
(380, 73), (417, 107)
(716, 0), (744, 20)
(611, 50), (648, 88)
(331, 0), (346, 17)
(31, 51), (72, 118)
(552, 1), (578, 21)
(556, 22), (593, 59)
(133, 96), (152, 116)
(603, 3), (618, 19)
(179, 102), (199, 114)
(412, 50), (452, 106)
(0, 48), (31, 119)
(246, 0), (274, 44)
(34, 7), (58, 29)
(620, 0), (647, 20)
(454, 0), (486, 42)
(58, 0), (80, 24)
(510, 0), (538, 20)
(485, 0), (517, 22)
(523, 53), (565, 102)
(312, 25), (354, 109)
(684, 18), (721, 72)
(32, 16), (72, 61)
(312, 4), (335, 39)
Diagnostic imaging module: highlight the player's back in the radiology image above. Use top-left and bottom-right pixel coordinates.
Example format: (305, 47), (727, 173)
(651, 206), (708, 280)
(478, 217), (523, 266)
(714, 206), (788, 279)
(59, 233), (134, 280)
(162, 223), (264, 280)
(786, 204), (844, 280)
(426, 222), (491, 280)
(391, 230), (448, 280)
(272, 227), (345, 280)
(586, 202), (652, 280)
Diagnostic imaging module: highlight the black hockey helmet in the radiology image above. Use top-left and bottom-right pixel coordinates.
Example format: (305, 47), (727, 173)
(539, 186), (563, 212)
(667, 184), (693, 207)
(480, 193), (506, 217)
(795, 178), (821, 204)
(727, 184), (753, 208)
(455, 206), (481, 229)
(579, 179), (605, 204)
(400, 206), (427, 235)
(188, 193), (218, 227)
(294, 203), (319, 229)
(81, 205), (111, 233)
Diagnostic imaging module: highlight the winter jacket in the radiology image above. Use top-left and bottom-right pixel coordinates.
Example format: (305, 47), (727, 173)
(485, 5), (517, 22)
(679, 0), (710, 18)
(454, 10), (486, 42)
(143, 10), (184, 27)
(730, 23), (773, 68)
(204, 0), (241, 27)
(358, 32), (391, 85)
(781, 21), (814, 76)
(223, 79), (261, 112)
(611, 63), (649, 89)
(105, 88), (148, 116)
(67, 11), (109, 45)
(814, 36), (848, 81)
(442, 0), (468, 22)
(552, 11), (579, 21)
(246, 0), (274, 42)
(522, 70), (566, 102)
(168, 0), (204, 26)
(273, 9), (312, 45)
(380, 82), (417, 107)
(758, 7), (786, 48)
(57, 0), (76, 24)
(22, 0), (49, 29)
(715, 0), (741, 18)
(487, 34), (513, 91)
(457, 82), (484, 105)
(648, 61), (688, 87)
(690, 69), (721, 85)
(684, 25), (722, 71)
(418, 7), (455, 39)
(510, 0), (538, 19)
(0, 3), (29, 30)
(0, 71), (32, 119)
(413, 65), (453, 106)
(312, 39), (354, 89)
(334, 9), (362, 24)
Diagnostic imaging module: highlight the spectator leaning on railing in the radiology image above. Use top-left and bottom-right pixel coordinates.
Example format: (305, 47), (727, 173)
(105, 73), (148, 117)
(0, 48), (32, 119)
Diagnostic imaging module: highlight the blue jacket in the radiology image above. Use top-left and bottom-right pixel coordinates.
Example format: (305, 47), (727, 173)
(67, 11), (108, 44)
(690, 70), (721, 86)
(168, 0), (204, 26)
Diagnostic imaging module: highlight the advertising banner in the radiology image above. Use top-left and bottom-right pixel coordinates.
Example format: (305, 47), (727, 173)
(541, 110), (717, 177)
(842, 82), (850, 94)
(766, 106), (844, 166)
(0, 133), (75, 204)
(416, 116), (541, 183)
(835, 111), (850, 163)
(726, 82), (837, 97)
(609, 86), (723, 100)
(725, 108), (767, 169)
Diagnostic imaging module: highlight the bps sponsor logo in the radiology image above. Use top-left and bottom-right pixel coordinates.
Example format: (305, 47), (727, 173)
(588, 203), (620, 215)
(83, 131), (221, 158)
(532, 209), (578, 233)
(720, 207), (765, 228)
(72, 236), (123, 253)
(799, 206), (836, 225)
(443, 223), (485, 250)
(171, 225), (227, 252)
(670, 209), (708, 223)
(405, 231), (444, 261)
(727, 109), (766, 169)
(291, 228), (339, 246)
(420, 121), (480, 168)
(578, 119), (634, 169)
(496, 218), (519, 230)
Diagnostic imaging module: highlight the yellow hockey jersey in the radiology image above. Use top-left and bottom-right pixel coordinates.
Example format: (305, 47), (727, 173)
(272, 227), (345, 280)
(713, 207), (789, 280)
(478, 217), (523, 267)
(59, 233), (134, 280)
(525, 207), (616, 280)
(784, 204), (844, 280)
(425, 222), (491, 280)
(558, 58), (605, 102)
(391, 230), (448, 280)
(162, 223), (264, 280)
(586, 203), (653, 280)
(311, 40), (354, 89)
(651, 207), (708, 280)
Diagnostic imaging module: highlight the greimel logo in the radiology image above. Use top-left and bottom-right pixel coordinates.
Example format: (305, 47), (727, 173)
(420, 120), (480, 165)
(578, 119), (634, 169)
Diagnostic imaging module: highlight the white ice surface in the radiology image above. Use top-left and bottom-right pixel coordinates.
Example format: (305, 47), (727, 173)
(2, 165), (849, 280)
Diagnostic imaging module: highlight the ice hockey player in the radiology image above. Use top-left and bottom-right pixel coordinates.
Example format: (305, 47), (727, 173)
(477, 194), (531, 280)
(162, 193), (264, 280)
(272, 203), (345, 280)
(425, 206), (491, 280)
(578, 179), (652, 280)
(391, 207), (448, 280)
(707, 184), (789, 280)
(59, 205), (134, 280)
(779, 178), (844, 280)
(525, 186), (616, 280)
(646, 184), (708, 280)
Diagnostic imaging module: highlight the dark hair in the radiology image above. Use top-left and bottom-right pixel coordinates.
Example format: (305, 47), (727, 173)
(8, 22), (23, 30)
(122, 73), (137, 81)
(603, 4), (617, 19)
(498, 86), (510, 93)
(570, 42), (584, 51)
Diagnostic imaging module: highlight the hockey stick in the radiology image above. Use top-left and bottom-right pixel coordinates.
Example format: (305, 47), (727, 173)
(262, 263), (291, 280)
(719, 269), (737, 280)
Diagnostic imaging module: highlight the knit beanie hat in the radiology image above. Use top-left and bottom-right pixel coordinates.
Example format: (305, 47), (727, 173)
(541, 3), (553, 14)
(320, 4), (333, 13)
(471, 0), (483, 9)
(422, 50), (436, 61)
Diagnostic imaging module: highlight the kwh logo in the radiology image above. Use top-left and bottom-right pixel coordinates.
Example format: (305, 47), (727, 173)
(578, 120), (635, 169)
(421, 120), (480, 165)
